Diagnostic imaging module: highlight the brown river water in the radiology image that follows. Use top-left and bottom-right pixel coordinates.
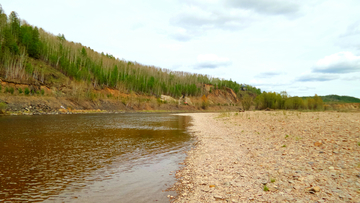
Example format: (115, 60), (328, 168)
(0, 113), (193, 202)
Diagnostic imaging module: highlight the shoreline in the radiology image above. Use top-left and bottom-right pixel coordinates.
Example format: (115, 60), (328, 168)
(0, 95), (242, 116)
(172, 112), (360, 202)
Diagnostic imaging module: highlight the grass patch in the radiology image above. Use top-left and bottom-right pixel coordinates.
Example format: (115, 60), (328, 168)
(24, 88), (30, 95)
(282, 145), (286, 147)
(217, 112), (231, 118)
(358, 142), (360, 146)
(263, 185), (269, 191)
(285, 135), (289, 138)
(0, 102), (7, 113)
(271, 178), (275, 183)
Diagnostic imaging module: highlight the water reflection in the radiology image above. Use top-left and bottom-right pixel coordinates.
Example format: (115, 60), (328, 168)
(0, 113), (192, 202)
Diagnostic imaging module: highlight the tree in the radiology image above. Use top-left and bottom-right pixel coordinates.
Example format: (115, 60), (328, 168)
(9, 11), (20, 39)
(241, 93), (252, 110)
(81, 47), (87, 57)
(3, 28), (19, 54)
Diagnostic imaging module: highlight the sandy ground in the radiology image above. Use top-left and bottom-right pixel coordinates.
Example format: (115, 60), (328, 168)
(172, 111), (360, 202)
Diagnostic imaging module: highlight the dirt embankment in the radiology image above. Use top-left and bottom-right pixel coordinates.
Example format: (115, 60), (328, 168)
(172, 112), (360, 202)
(0, 79), (247, 115)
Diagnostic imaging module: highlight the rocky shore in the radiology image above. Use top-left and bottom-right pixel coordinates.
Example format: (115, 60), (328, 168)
(172, 111), (360, 202)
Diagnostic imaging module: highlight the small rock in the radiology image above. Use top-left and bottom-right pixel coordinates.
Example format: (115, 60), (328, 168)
(308, 186), (321, 193)
(293, 174), (300, 180)
(214, 195), (224, 200)
(202, 188), (210, 192)
(268, 185), (278, 191)
(329, 166), (335, 170)
(314, 141), (322, 147)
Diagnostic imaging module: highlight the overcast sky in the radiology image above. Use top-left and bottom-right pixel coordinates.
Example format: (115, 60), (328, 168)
(2, 0), (360, 98)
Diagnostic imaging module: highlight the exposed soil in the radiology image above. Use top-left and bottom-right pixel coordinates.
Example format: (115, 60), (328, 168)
(0, 79), (244, 115)
(172, 111), (360, 202)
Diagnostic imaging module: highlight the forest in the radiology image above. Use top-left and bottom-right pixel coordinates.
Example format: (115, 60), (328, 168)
(0, 5), (260, 100)
(302, 95), (360, 103)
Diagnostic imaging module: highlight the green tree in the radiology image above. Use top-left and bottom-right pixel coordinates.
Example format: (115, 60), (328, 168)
(9, 11), (20, 39)
(241, 93), (252, 110)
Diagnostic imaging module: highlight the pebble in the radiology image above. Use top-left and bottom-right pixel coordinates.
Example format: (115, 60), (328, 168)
(214, 195), (224, 200)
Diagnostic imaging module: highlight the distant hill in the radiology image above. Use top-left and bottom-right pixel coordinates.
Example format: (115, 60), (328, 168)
(302, 95), (360, 103)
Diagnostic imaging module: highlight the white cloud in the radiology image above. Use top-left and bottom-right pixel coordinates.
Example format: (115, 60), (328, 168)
(225, 0), (301, 17)
(255, 71), (284, 78)
(296, 74), (339, 82)
(313, 52), (360, 74)
(195, 54), (231, 69)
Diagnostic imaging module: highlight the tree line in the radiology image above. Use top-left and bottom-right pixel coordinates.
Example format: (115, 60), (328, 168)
(0, 5), (261, 98)
(254, 91), (324, 110)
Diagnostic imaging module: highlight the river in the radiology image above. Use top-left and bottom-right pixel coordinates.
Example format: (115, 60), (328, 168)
(0, 113), (192, 202)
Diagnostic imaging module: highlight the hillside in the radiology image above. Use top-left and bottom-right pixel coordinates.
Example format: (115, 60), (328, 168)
(302, 95), (360, 103)
(0, 5), (260, 114)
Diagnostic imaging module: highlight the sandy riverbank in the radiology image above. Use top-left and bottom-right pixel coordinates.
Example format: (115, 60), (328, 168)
(172, 111), (360, 202)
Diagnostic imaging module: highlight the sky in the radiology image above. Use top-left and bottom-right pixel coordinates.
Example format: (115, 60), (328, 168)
(1, 0), (360, 98)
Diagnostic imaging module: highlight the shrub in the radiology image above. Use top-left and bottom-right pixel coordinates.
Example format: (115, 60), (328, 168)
(8, 87), (14, 94)
(24, 88), (30, 95)
(18, 88), (23, 94)
(41, 89), (45, 95)
(241, 93), (252, 110)
(0, 102), (7, 113)
(201, 95), (209, 110)
(0, 85), (2, 92)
